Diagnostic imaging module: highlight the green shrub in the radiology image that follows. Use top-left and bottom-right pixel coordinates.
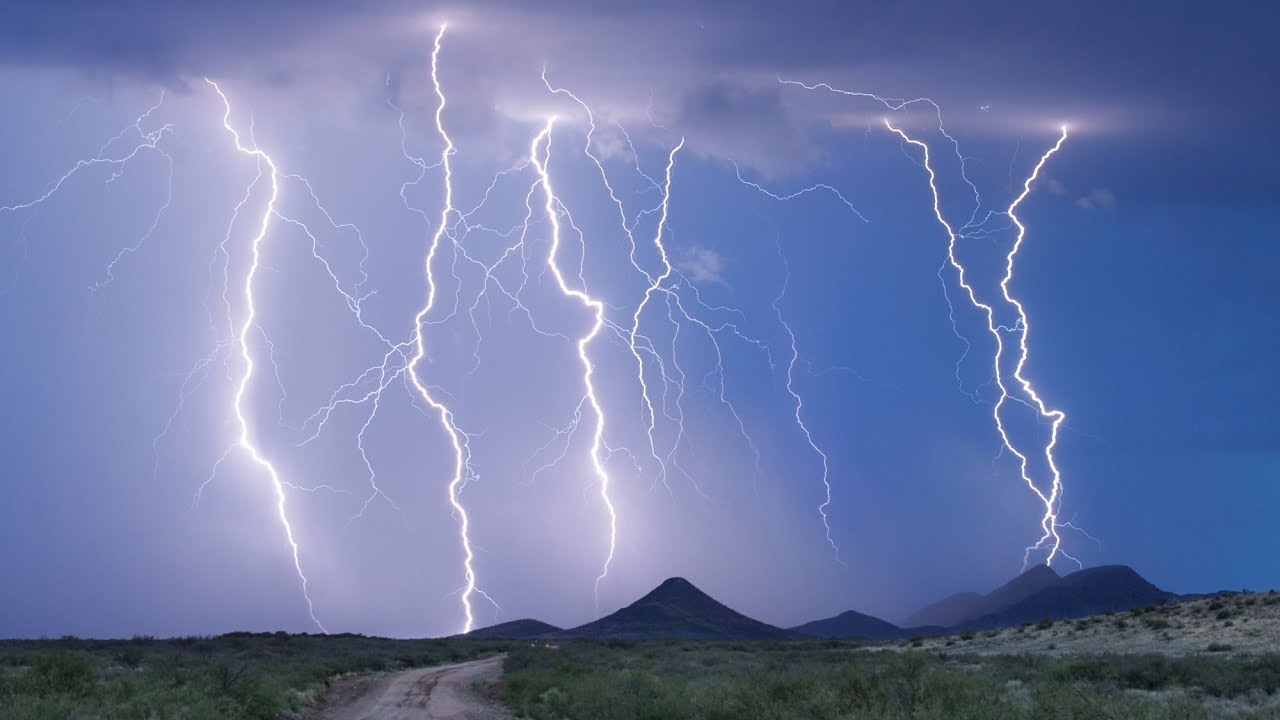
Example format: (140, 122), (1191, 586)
(21, 651), (94, 697)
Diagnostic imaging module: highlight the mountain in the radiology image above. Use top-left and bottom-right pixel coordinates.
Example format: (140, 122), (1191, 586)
(963, 565), (1170, 629)
(464, 619), (561, 639)
(789, 609), (908, 640)
(557, 577), (795, 639)
(901, 592), (985, 629)
(903, 564), (1062, 629)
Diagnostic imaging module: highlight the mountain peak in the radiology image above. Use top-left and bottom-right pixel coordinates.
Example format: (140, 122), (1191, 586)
(791, 608), (905, 639)
(654, 576), (696, 590)
(462, 618), (561, 640)
(1019, 563), (1061, 582)
(558, 577), (793, 639)
(643, 577), (702, 598)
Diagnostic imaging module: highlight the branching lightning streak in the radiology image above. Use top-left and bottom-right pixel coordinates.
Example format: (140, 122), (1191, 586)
(529, 118), (615, 611)
(886, 119), (1073, 567)
(206, 79), (327, 633)
(403, 25), (483, 633)
(1003, 127), (1072, 567)
(773, 252), (844, 564)
(542, 76), (773, 512)
(1, 94), (172, 294)
(627, 140), (686, 494)
(731, 160), (869, 222)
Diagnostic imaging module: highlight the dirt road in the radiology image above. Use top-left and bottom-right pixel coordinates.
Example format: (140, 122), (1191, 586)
(310, 655), (511, 720)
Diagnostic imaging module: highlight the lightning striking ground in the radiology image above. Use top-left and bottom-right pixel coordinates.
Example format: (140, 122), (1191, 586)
(206, 79), (327, 633)
(6, 23), (1115, 636)
(402, 25), (484, 633)
(886, 119), (1074, 567)
(528, 118), (616, 611)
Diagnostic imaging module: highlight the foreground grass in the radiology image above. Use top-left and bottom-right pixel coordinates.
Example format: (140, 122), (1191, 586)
(501, 640), (1280, 719)
(0, 633), (511, 720)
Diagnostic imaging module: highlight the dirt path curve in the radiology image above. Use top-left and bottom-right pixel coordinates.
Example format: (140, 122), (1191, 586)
(311, 655), (512, 720)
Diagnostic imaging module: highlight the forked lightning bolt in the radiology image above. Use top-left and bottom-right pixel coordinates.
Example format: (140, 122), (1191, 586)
(403, 25), (484, 633)
(886, 119), (1074, 567)
(205, 79), (327, 633)
(528, 118), (616, 611)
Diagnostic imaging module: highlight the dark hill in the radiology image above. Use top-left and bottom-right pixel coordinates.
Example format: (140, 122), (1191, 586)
(789, 609), (907, 640)
(982, 564), (1061, 615)
(558, 577), (794, 639)
(463, 619), (561, 639)
(901, 592), (984, 629)
(962, 565), (1170, 629)
(904, 564), (1061, 629)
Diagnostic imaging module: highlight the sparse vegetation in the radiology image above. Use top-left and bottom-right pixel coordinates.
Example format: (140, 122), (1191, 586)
(0, 633), (511, 719)
(1143, 617), (1171, 631)
(502, 641), (1280, 719)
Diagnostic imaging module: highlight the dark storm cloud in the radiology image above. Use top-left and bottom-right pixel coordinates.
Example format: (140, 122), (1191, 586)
(2, 0), (1275, 194)
(674, 80), (822, 177)
(6, 0), (1275, 116)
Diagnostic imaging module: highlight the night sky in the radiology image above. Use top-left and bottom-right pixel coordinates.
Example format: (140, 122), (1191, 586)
(1, 1), (1276, 639)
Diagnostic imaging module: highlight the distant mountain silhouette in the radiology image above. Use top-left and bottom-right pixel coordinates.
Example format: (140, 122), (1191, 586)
(557, 577), (795, 639)
(797, 564), (1168, 639)
(789, 609), (910, 640)
(900, 592), (985, 629)
(962, 565), (1170, 629)
(463, 565), (1170, 642)
(463, 618), (561, 639)
(903, 564), (1062, 628)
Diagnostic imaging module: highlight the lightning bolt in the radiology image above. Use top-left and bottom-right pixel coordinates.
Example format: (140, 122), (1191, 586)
(886, 119), (1074, 567)
(542, 75), (773, 514)
(205, 79), (327, 633)
(541, 75), (676, 490)
(402, 25), (484, 633)
(528, 118), (617, 611)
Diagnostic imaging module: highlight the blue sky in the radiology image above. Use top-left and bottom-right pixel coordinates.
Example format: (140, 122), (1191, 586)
(0, 1), (1276, 638)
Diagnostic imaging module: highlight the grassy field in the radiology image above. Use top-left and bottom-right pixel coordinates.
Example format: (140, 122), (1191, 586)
(0, 633), (512, 720)
(5, 592), (1278, 719)
(501, 640), (1280, 719)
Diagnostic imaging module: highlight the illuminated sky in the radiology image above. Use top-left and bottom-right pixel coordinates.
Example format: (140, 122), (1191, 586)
(1, 1), (1276, 638)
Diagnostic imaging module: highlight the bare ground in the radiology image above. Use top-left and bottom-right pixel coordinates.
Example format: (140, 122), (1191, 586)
(308, 654), (511, 720)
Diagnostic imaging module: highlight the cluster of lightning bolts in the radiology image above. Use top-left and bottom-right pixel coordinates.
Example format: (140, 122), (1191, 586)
(766, 80), (1079, 568)
(3, 26), (1083, 635)
(878, 119), (1074, 569)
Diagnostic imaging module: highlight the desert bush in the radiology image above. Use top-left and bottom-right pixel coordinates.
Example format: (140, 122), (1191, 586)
(502, 643), (1280, 720)
(0, 634), (511, 719)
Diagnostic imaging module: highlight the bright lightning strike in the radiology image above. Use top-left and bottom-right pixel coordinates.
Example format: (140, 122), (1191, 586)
(205, 79), (327, 633)
(886, 118), (1074, 568)
(402, 25), (484, 634)
(528, 118), (616, 612)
